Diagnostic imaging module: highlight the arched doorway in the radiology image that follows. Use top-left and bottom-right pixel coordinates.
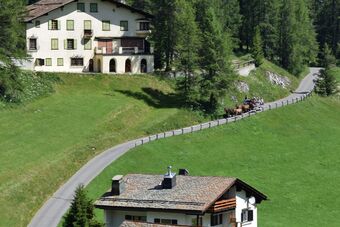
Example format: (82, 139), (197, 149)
(141, 59), (147, 73)
(97, 59), (101, 73)
(125, 59), (131, 73)
(89, 59), (94, 72)
(109, 59), (116, 72)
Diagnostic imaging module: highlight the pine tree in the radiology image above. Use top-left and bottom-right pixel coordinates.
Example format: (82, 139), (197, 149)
(315, 69), (338, 96)
(195, 0), (235, 113)
(63, 185), (103, 227)
(252, 26), (264, 66)
(174, 0), (201, 106)
(321, 43), (337, 67)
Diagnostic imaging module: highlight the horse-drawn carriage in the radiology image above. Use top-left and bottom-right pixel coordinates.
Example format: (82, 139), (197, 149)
(223, 97), (264, 118)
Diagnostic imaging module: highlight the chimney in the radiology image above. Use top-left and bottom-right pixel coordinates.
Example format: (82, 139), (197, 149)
(162, 166), (176, 189)
(111, 175), (125, 195)
(178, 169), (189, 176)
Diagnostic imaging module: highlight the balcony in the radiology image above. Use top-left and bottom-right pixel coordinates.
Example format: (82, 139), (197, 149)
(83, 29), (93, 38)
(95, 46), (154, 55)
(136, 29), (152, 36)
(208, 198), (237, 213)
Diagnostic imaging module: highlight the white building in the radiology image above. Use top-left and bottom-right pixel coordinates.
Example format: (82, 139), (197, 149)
(24, 0), (154, 74)
(95, 167), (267, 227)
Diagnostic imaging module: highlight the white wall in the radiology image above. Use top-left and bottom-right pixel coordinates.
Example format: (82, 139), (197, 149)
(25, 0), (153, 73)
(235, 190), (257, 227)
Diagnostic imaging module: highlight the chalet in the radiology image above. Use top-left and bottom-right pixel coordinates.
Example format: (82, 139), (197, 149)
(95, 167), (267, 227)
(24, 0), (154, 74)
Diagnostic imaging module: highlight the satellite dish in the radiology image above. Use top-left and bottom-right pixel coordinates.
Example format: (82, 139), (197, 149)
(248, 196), (256, 205)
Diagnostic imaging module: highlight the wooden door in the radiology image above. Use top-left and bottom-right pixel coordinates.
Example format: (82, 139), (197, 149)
(98, 40), (113, 54)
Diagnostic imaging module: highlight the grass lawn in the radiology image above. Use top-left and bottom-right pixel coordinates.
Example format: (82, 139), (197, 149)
(0, 74), (205, 227)
(86, 96), (340, 227)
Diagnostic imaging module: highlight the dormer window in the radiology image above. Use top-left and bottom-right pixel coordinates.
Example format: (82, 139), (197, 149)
(90, 3), (98, 12)
(77, 3), (85, 12)
(120, 21), (128, 31)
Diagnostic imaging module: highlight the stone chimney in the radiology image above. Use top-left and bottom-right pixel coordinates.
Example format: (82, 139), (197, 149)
(162, 166), (176, 189)
(111, 175), (125, 195)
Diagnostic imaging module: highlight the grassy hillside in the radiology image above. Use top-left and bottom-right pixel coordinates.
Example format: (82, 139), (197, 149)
(87, 96), (340, 227)
(0, 74), (205, 227)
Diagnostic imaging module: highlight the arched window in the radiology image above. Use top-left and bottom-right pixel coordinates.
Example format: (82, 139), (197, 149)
(109, 59), (116, 72)
(125, 59), (131, 73)
(141, 59), (147, 73)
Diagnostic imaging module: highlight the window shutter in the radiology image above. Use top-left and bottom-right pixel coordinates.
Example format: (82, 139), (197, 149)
(241, 212), (244, 222)
(248, 210), (253, 221)
(48, 20), (52, 30)
(57, 20), (61, 30)
(64, 40), (67, 49)
(74, 39), (77, 49)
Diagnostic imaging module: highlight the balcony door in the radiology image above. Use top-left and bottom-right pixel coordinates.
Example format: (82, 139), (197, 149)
(98, 39), (113, 54)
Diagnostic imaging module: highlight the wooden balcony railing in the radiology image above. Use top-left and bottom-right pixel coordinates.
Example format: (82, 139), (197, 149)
(208, 198), (237, 213)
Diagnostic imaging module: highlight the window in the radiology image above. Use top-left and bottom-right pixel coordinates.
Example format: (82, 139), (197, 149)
(29, 38), (37, 50)
(77, 3), (85, 12)
(84, 20), (92, 30)
(66, 20), (74, 30)
(36, 58), (44, 66)
(71, 58), (84, 66)
(139, 22), (149, 31)
(57, 58), (64, 66)
(154, 219), (178, 225)
(35, 20), (40, 28)
(125, 215), (146, 222)
(211, 214), (223, 226)
(45, 58), (52, 66)
(49, 20), (60, 30)
(241, 209), (253, 223)
(51, 38), (58, 50)
(120, 21), (128, 31)
(192, 217), (203, 226)
(65, 39), (76, 50)
(102, 20), (110, 31)
(90, 3), (98, 12)
(84, 39), (92, 50)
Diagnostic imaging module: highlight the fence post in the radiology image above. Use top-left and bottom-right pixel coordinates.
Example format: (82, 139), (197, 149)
(234, 116), (237, 122)
(287, 100), (289, 105)
(275, 103), (278, 108)
(282, 101), (284, 106)
(269, 104), (271, 110)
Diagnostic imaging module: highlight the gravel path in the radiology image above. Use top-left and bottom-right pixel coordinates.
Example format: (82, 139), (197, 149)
(28, 68), (321, 227)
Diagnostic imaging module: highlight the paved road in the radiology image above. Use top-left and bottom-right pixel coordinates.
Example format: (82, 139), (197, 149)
(28, 68), (321, 227)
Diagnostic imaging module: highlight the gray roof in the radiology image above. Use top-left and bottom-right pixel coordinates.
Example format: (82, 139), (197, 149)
(95, 174), (237, 213)
(120, 220), (189, 227)
(25, 0), (153, 22)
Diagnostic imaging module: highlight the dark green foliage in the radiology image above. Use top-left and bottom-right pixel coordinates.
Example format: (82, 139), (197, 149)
(0, 65), (23, 103)
(195, 0), (236, 113)
(252, 27), (264, 66)
(63, 185), (103, 227)
(174, 0), (201, 107)
(320, 43), (337, 68)
(315, 69), (338, 96)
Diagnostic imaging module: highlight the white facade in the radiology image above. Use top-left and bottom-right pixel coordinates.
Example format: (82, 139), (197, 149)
(25, 0), (154, 74)
(102, 188), (258, 227)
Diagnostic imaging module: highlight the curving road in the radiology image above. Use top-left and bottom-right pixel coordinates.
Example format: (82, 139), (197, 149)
(28, 68), (321, 227)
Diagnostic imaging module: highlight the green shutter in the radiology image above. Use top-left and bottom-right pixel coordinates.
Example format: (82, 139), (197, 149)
(58, 20), (61, 30)
(102, 21), (110, 31)
(46, 58), (52, 66)
(48, 20), (52, 30)
(57, 58), (63, 66)
(74, 39), (77, 49)
(51, 39), (58, 50)
(67, 20), (74, 30)
(64, 39), (67, 49)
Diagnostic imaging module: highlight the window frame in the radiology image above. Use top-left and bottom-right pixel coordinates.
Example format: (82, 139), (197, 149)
(139, 22), (149, 31)
(66, 20), (74, 31)
(51, 38), (59, 50)
(49, 20), (59, 30)
(77, 2), (85, 12)
(154, 219), (178, 225)
(90, 3), (98, 13)
(36, 58), (45, 66)
(29, 38), (37, 51)
(57, 58), (64, 66)
(125, 215), (146, 222)
(120, 20), (128, 31)
(66, 39), (75, 50)
(70, 58), (84, 67)
(45, 58), (52, 66)
(241, 209), (254, 223)
(84, 20), (92, 30)
(102, 20), (110, 31)
(211, 213), (223, 226)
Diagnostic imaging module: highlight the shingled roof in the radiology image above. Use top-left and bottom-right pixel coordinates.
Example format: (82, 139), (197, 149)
(25, 0), (153, 22)
(95, 174), (267, 214)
